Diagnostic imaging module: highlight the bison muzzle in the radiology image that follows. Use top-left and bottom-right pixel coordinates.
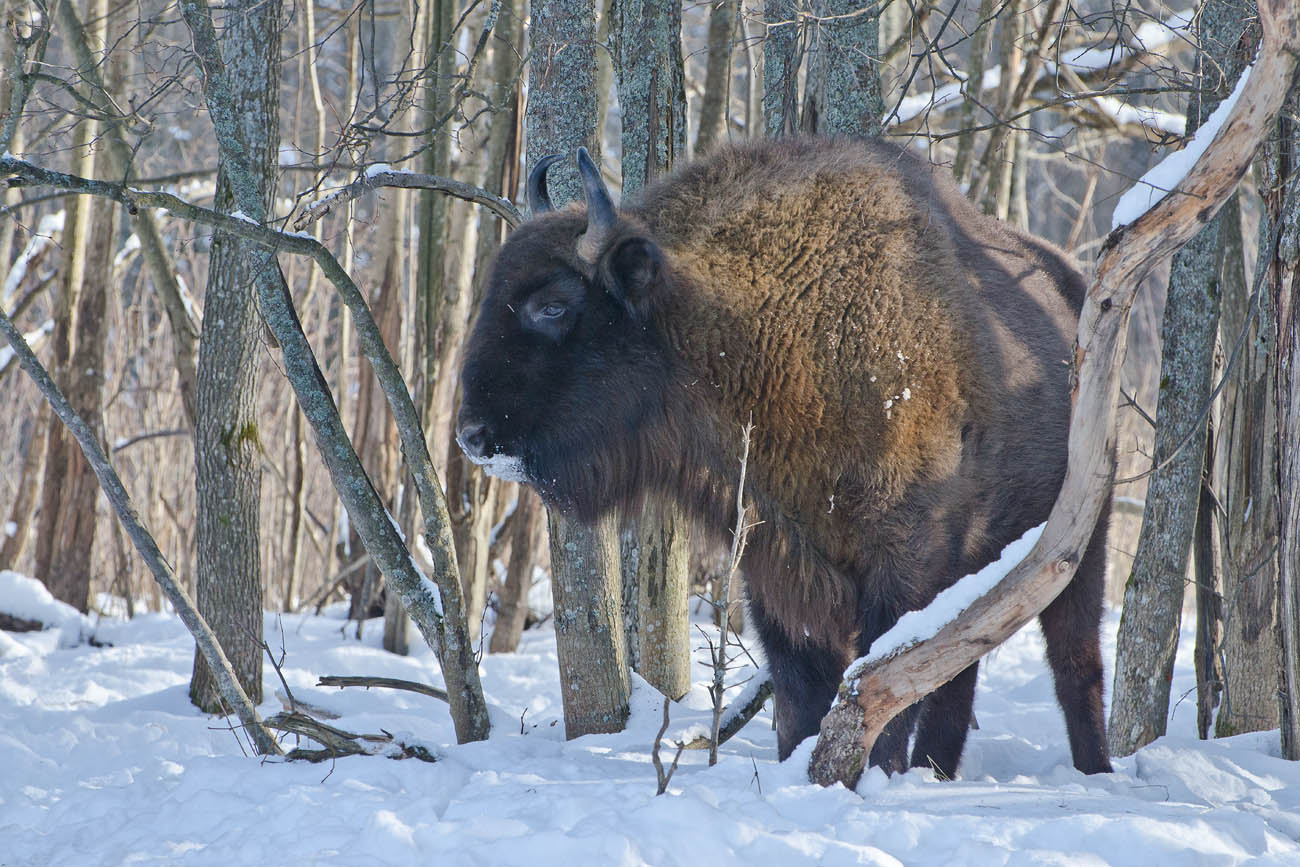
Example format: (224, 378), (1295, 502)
(457, 137), (1113, 778)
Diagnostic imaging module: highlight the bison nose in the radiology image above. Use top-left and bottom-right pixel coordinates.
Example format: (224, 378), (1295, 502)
(457, 420), (490, 459)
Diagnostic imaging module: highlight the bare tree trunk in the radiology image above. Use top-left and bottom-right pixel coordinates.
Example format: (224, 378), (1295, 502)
(763, 0), (800, 137)
(416, 0), (457, 463)
(190, 0), (281, 712)
(1108, 2), (1245, 758)
(348, 198), (405, 619)
(490, 488), (545, 654)
(446, 0), (522, 646)
(801, 0), (882, 137)
(952, 0), (995, 182)
(1195, 420), (1224, 739)
(528, 0), (629, 736)
(0, 404), (47, 570)
(634, 500), (690, 698)
(1215, 186), (1282, 737)
(52, 0), (199, 427)
(1268, 87), (1300, 759)
(33, 0), (104, 611)
(548, 511), (630, 733)
(176, 0), (490, 742)
(695, 0), (736, 155)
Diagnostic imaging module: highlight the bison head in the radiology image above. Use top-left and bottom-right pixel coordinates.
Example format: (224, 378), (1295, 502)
(456, 148), (671, 519)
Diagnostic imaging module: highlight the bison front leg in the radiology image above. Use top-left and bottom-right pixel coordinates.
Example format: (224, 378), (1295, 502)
(909, 662), (979, 778)
(748, 597), (847, 760)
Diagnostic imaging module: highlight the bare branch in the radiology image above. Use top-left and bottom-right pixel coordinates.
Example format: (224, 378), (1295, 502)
(292, 168), (523, 232)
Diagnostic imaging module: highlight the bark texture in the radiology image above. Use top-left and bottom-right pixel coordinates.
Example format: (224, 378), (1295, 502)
(33, 0), (107, 612)
(190, 0), (281, 712)
(802, 0), (882, 136)
(695, 0), (736, 155)
(762, 0), (800, 137)
(1269, 86), (1300, 759)
(548, 512), (630, 734)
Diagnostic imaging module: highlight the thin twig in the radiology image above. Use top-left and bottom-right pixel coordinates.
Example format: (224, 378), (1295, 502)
(652, 698), (686, 795)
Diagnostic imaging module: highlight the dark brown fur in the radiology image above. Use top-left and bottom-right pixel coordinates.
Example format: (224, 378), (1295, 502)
(458, 137), (1112, 776)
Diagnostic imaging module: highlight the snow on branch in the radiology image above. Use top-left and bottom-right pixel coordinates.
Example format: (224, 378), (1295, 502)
(1110, 60), (1254, 229)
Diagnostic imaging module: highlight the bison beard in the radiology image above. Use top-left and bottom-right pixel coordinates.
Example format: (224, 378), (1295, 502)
(457, 138), (1113, 778)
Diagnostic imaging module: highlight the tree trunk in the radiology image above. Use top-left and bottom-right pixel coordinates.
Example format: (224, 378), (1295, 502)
(33, 0), (104, 611)
(634, 500), (690, 699)
(1195, 420), (1224, 739)
(952, 0), (995, 183)
(528, 0), (629, 736)
(490, 487), (546, 654)
(0, 404), (47, 570)
(548, 511), (630, 734)
(695, 0), (735, 155)
(1201, 2), (1284, 741)
(416, 0), (457, 461)
(190, 0), (281, 712)
(801, 0), (882, 137)
(1108, 2), (1245, 758)
(613, 0), (692, 701)
(1268, 86), (1300, 759)
(348, 196), (404, 620)
(763, 0), (800, 137)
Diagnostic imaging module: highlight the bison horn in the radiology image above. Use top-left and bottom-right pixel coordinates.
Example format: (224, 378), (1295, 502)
(527, 154), (564, 216)
(576, 146), (615, 261)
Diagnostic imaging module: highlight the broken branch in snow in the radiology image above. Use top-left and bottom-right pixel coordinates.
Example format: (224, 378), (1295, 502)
(679, 671), (774, 751)
(264, 711), (437, 763)
(808, 0), (1300, 789)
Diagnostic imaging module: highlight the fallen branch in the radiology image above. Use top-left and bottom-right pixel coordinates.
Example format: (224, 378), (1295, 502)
(265, 711), (437, 763)
(679, 671), (774, 750)
(317, 674), (450, 703)
(808, 0), (1300, 789)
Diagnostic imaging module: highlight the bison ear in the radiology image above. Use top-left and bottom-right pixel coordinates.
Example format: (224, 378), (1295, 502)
(604, 236), (663, 321)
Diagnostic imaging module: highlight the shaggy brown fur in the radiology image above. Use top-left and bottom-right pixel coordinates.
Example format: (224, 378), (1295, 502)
(457, 137), (1112, 777)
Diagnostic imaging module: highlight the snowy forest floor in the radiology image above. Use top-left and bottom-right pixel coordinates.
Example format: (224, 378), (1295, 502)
(3, 571), (1299, 866)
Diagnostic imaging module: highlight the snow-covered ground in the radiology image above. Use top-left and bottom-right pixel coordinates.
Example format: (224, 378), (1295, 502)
(3, 572), (1299, 866)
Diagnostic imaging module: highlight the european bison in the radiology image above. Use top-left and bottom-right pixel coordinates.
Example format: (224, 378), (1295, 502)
(457, 137), (1112, 778)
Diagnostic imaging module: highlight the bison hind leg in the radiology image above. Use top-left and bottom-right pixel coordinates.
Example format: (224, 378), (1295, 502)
(1038, 506), (1113, 774)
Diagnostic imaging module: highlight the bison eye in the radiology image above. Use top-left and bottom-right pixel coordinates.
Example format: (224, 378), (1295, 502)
(538, 302), (566, 318)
